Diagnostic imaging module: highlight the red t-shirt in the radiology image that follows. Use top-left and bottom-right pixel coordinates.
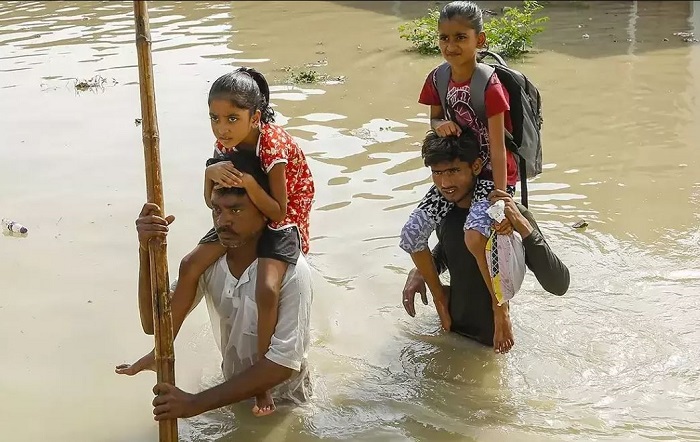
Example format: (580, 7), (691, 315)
(419, 67), (518, 186)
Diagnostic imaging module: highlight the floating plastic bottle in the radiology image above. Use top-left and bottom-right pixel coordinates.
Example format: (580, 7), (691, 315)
(2, 218), (28, 234)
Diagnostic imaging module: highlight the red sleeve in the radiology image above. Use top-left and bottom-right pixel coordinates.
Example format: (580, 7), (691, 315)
(258, 126), (289, 173)
(418, 70), (441, 106)
(484, 75), (509, 118)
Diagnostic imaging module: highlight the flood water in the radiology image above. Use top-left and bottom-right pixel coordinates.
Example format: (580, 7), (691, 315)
(1, 1), (699, 441)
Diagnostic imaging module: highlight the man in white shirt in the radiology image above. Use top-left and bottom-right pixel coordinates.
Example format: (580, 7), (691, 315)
(116, 150), (313, 421)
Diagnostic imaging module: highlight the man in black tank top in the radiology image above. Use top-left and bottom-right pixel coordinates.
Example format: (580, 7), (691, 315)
(401, 130), (569, 350)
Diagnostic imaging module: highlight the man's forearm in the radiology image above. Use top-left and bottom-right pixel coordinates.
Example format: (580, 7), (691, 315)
(522, 230), (570, 296)
(192, 357), (293, 415)
(411, 249), (445, 301)
(138, 246), (155, 335)
(510, 208), (569, 296)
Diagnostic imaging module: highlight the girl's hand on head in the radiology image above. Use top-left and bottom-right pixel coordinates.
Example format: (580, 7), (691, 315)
(230, 167), (253, 189)
(206, 161), (239, 187)
(435, 120), (462, 137)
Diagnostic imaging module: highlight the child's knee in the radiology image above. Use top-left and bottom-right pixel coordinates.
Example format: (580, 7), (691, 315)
(464, 229), (486, 256)
(178, 252), (200, 280)
(179, 244), (224, 280)
(256, 261), (285, 308)
(256, 281), (280, 310)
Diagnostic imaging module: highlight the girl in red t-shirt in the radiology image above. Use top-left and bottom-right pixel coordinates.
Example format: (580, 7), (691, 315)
(177, 68), (314, 417)
(399, 1), (517, 354)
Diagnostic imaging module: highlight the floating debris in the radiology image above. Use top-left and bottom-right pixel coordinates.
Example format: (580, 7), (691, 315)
(134, 118), (142, 126)
(304, 59), (328, 68)
(2, 218), (28, 235)
(673, 31), (698, 43)
(73, 75), (118, 92)
(572, 220), (589, 229)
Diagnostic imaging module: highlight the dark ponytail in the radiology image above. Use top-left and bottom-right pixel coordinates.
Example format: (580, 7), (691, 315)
(208, 67), (275, 124)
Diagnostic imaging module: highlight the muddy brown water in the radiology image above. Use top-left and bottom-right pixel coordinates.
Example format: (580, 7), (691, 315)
(1, 1), (699, 441)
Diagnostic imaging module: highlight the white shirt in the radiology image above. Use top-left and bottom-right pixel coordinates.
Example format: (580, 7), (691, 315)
(181, 254), (313, 403)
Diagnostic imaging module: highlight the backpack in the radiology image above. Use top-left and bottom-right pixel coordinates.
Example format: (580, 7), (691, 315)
(435, 50), (543, 207)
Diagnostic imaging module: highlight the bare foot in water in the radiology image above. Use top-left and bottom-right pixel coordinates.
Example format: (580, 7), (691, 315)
(493, 306), (514, 354)
(252, 390), (276, 417)
(115, 350), (156, 376)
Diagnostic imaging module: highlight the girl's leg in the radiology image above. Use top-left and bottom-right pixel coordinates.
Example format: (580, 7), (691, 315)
(252, 257), (288, 417)
(173, 236), (227, 337)
(252, 226), (301, 417)
(464, 180), (514, 354)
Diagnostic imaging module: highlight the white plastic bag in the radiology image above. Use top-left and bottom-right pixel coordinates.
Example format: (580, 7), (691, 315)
(485, 200), (526, 305)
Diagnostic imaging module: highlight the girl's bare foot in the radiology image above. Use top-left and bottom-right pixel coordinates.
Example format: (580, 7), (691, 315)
(115, 350), (156, 376)
(493, 307), (514, 354)
(252, 390), (276, 417)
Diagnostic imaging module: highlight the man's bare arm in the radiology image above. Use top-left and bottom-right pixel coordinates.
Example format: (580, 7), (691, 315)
(490, 191), (570, 297)
(191, 357), (293, 415)
(517, 208), (570, 296)
(134, 203), (175, 335)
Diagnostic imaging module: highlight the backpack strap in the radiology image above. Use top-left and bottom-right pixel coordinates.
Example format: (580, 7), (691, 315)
(519, 157), (529, 208)
(435, 62), (453, 121)
(471, 62), (529, 208)
(479, 50), (507, 67)
(469, 63), (494, 125)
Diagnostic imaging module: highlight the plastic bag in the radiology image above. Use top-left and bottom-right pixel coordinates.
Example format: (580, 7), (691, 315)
(485, 200), (526, 306)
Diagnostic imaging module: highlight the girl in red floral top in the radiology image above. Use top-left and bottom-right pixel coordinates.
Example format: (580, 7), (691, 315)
(175, 67), (314, 417)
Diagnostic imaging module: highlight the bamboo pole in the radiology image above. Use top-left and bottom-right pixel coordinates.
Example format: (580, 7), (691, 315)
(133, 1), (178, 441)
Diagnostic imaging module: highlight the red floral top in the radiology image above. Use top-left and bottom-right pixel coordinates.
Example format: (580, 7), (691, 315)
(215, 123), (315, 254)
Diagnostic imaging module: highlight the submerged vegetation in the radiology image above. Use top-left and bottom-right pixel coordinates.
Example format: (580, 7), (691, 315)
(73, 75), (117, 92)
(279, 64), (346, 85)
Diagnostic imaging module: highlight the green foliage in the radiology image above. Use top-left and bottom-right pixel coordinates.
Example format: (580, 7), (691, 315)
(398, 1), (549, 59)
(484, 1), (549, 59)
(398, 8), (441, 55)
(281, 67), (346, 85)
(290, 70), (323, 84)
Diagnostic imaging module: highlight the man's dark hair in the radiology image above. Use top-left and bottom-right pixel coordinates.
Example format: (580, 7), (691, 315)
(208, 149), (270, 197)
(421, 129), (481, 167)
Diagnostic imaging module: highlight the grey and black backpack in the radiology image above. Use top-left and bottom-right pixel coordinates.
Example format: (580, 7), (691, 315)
(435, 50), (543, 207)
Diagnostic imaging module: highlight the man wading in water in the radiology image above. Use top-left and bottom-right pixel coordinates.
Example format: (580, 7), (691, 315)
(401, 131), (570, 350)
(116, 150), (312, 420)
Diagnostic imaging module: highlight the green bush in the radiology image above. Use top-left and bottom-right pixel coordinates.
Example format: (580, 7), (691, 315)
(398, 1), (549, 59)
(485, 1), (549, 58)
(398, 8), (442, 55)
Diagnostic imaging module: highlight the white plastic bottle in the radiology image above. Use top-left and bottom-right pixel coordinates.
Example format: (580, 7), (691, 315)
(2, 218), (28, 234)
